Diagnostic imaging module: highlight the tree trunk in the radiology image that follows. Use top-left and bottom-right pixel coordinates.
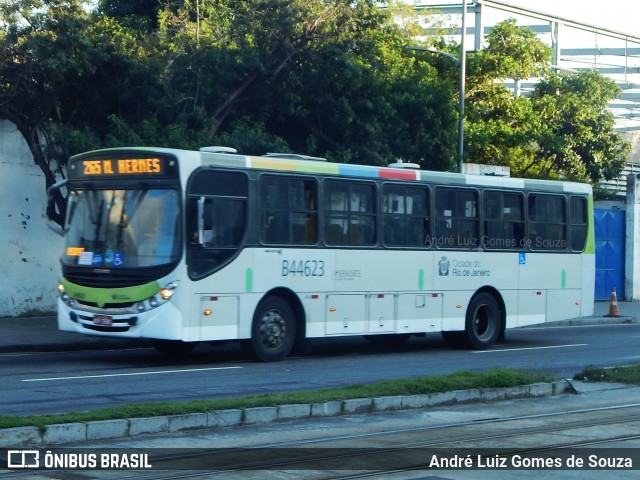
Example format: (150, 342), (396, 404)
(15, 123), (66, 227)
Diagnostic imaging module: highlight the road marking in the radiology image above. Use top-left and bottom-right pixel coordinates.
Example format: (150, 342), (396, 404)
(473, 343), (587, 353)
(23, 366), (242, 382)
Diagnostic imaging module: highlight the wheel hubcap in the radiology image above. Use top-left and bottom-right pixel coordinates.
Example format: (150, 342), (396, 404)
(260, 309), (286, 350)
(474, 305), (491, 338)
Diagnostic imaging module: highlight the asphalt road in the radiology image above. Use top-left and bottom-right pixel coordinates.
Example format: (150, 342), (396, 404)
(2, 322), (639, 416)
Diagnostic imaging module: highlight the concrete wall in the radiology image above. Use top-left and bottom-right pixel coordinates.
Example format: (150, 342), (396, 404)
(624, 132), (640, 164)
(627, 174), (640, 301)
(0, 120), (62, 317)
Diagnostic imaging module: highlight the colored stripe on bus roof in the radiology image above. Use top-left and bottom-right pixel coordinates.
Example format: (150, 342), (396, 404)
(339, 164), (379, 178)
(250, 155), (419, 180)
(250, 157), (339, 174)
(379, 167), (419, 180)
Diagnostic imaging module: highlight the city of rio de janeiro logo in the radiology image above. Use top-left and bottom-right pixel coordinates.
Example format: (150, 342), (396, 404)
(438, 256), (450, 276)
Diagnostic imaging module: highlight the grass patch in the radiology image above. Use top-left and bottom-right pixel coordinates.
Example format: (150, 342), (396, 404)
(575, 365), (640, 385)
(0, 368), (552, 431)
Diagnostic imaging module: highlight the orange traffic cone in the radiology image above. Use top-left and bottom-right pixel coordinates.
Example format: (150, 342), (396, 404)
(605, 287), (620, 317)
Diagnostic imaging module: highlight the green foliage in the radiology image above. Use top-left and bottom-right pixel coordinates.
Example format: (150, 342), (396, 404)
(0, 368), (551, 429)
(0, 0), (457, 173)
(575, 365), (640, 384)
(472, 19), (552, 82)
(529, 70), (629, 182)
(464, 19), (628, 183)
(0, 2), (631, 227)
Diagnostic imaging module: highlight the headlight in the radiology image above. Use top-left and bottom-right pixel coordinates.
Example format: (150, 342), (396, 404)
(136, 281), (179, 312)
(158, 289), (173, 300)
(57, 283), (65, 295)
(159, 281), (179, 300)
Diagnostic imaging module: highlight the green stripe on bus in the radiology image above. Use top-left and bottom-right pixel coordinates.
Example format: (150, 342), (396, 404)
(60, 279), (159, 308)
(561, 270), (566, 289)
(246, 268), (253, 292)
(584, 193), (596, 254)
(418, 269), (424, 290)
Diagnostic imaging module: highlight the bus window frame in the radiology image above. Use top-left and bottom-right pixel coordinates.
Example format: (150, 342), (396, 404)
(186, 167), (250, 280)
(526, 192), (568, 252)
(433, 185), (481, 250)
(322, 178), (378, 248)
(257, 172), (320, 247)
(481, 189), (526, 252)
(380, 182), (431, 249)
(568, 194), (589, 253)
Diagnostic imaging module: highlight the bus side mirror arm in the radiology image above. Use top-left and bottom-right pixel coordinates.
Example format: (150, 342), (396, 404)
(47, 179), (68, 199)
(47, 179), (68, 237)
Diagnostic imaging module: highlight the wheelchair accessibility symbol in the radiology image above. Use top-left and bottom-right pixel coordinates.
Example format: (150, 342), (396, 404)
(519, 252), (526, 265)
(113, 253), (125, 266)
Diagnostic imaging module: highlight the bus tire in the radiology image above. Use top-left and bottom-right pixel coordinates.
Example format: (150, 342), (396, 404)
(151, 339), (197, 357)
(248, 296), (296, 362)
(464, 292), (500, 350)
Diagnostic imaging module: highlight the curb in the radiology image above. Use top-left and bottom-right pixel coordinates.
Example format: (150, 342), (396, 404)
(544, 316), (636, 327)
(0, 380), (570, 447)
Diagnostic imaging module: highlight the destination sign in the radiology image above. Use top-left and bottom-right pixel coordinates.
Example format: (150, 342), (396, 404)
(68, 153), (178, 180)
(82, 158), (161, 176)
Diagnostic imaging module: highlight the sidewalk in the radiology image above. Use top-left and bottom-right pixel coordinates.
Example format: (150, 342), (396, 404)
(0, 301), (637, 354)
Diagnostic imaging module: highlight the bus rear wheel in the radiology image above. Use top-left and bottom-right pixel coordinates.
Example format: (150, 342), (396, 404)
(464, 292), (500, 350)
(247, 296), (296, 362)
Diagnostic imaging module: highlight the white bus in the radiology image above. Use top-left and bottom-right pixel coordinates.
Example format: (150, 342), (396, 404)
(53, 146), (595, 361)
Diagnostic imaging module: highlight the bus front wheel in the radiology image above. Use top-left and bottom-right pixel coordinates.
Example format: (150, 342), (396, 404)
(464, 292), (500, 350)
(247, 296), (296, 362)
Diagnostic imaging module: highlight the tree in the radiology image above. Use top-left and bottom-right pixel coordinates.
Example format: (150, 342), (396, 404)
(0, 0), (175, 226)
(529, 70), (628, 182)
(92, 0), (457, 168)
(0, 0), (99, 225)
(463, 19), (628, 183)
(10, 4), (626, 232)
(1, 0), (457, 229)
(264, 1), (456, 168)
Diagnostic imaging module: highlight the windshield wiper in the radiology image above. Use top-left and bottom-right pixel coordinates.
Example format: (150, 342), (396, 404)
(83, 186), (105, 247)
(117, 184), (148, 248)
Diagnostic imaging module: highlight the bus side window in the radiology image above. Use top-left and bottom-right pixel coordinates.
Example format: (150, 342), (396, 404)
(528, 194), (566, 251)
(381, 184), (429, 248)
(324, 179), (376, 246)
(325, 224), (344, 245)
(436, 187), (479, 248)
(187, 169), (249, 280)
(569, 196), (588, 252)
(260, 175), (318, 245)
(483, 191), (524, 250)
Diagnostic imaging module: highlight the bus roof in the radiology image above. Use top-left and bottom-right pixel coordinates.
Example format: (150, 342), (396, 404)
(198, 149), (591, 195)
(72, 147), (592, 195)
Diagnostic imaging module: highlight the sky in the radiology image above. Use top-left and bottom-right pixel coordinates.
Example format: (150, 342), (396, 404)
(415, 1), (640, 132)
(502, 0), (639, 35)
(417, 1), (639, 38)
(417, 0), (640, 75)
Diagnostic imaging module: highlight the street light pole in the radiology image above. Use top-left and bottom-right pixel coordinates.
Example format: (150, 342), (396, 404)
(458, 0), (467, 174)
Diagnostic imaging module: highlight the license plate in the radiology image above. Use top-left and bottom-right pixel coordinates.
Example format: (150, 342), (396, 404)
(93, 315), (113, 326)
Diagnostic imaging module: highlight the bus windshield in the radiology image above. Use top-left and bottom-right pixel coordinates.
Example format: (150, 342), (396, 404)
(62, 187), (181, 268)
